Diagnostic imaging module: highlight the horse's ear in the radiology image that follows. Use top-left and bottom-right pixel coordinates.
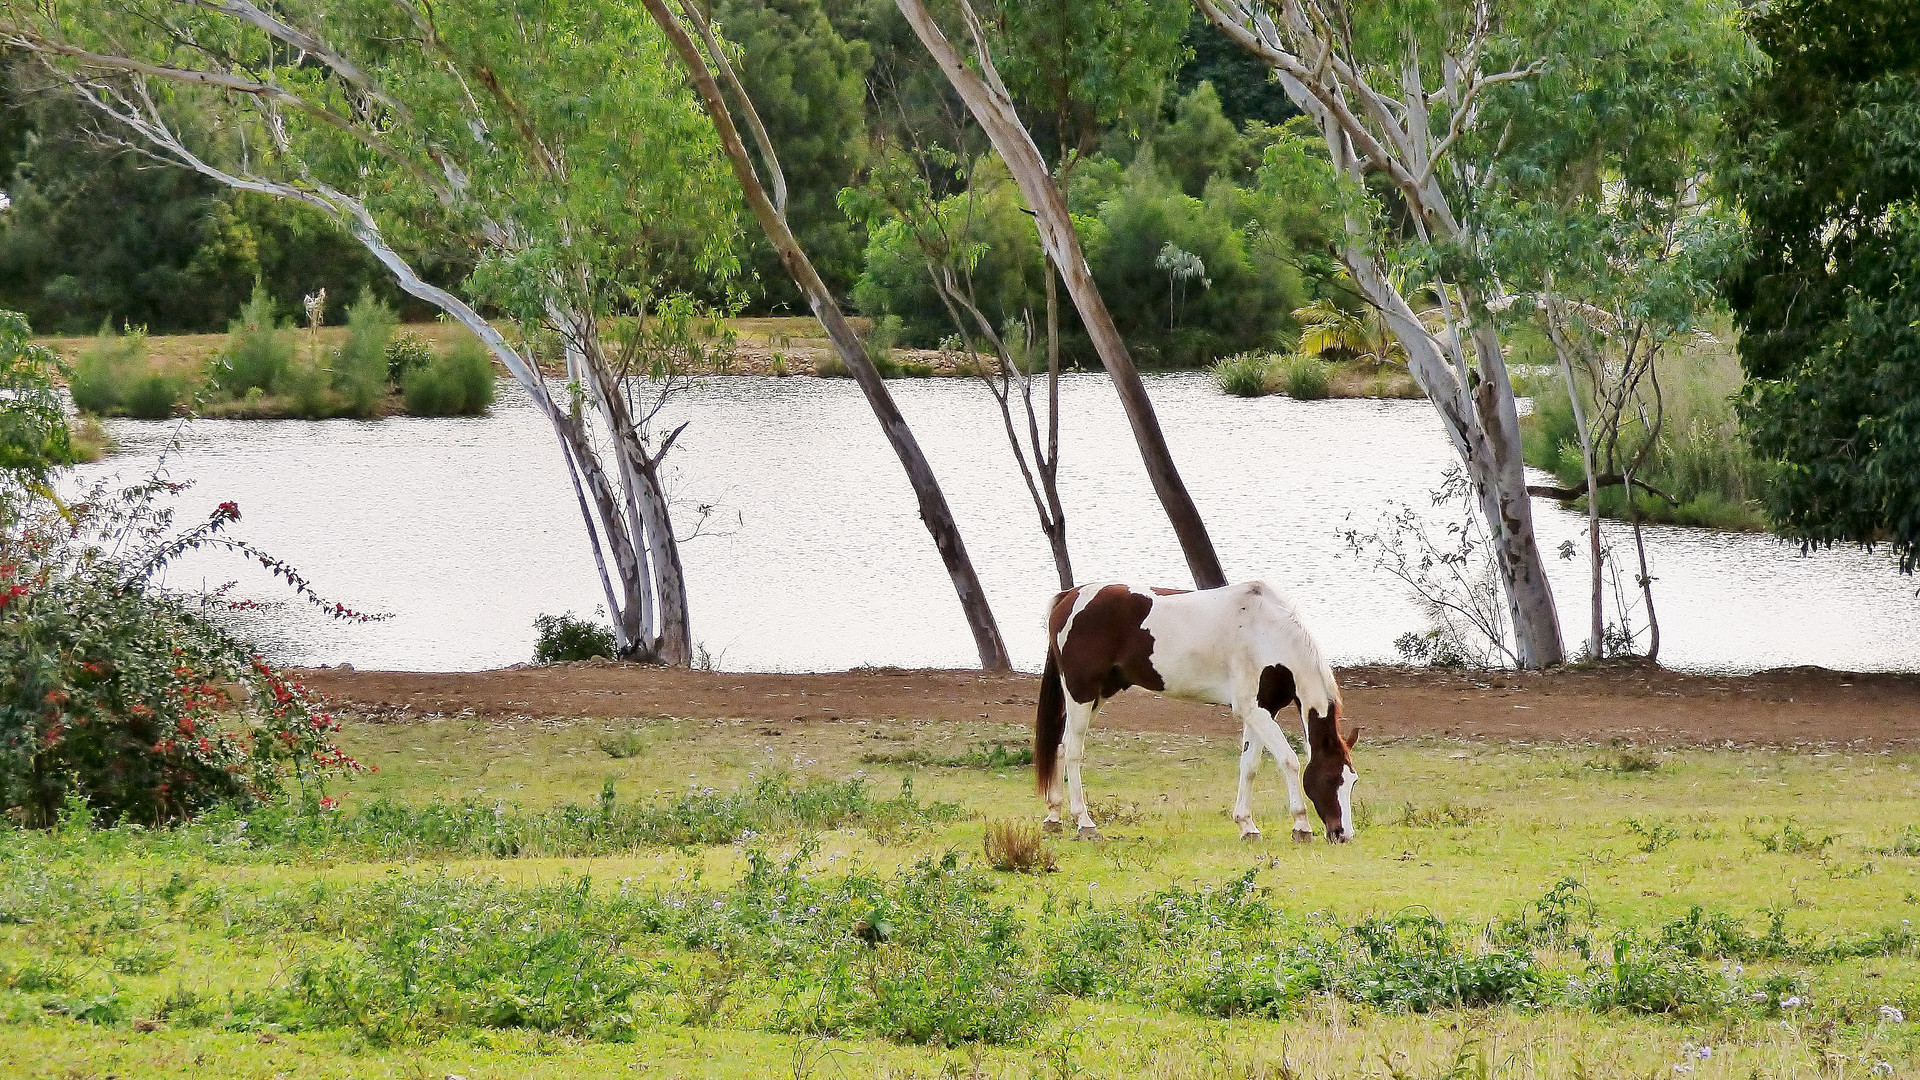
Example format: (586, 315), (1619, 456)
(1344, 726), (1361, 750)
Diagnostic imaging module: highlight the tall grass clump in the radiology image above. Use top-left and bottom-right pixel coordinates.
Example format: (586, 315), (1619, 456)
(1210, 352), (1273, 396)
(332, 291), (395, 417)
(211, 283), (293, 397)
(403, 336), (495, 416)
(1520, 337), (1767, 530)
(69, 324), (183, 419)
(1276, 353), (1331, 400)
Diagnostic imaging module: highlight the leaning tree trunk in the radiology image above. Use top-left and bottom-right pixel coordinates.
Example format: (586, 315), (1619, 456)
(642, 0), (1011, 671)
(894, 0), (1227, 592)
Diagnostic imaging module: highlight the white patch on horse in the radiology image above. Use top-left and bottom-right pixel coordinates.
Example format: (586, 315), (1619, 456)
(1336, 765), (1357, 841)
(1053, 583), (1103, 654)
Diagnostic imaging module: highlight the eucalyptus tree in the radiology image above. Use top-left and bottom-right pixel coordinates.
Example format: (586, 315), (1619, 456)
(896, 0), (1228, 591)
(1481, 11), (1748, 661)
(0, 0), (741, 664)
(1197, 0), (1746, 667)
(638, 0), (1012, 670)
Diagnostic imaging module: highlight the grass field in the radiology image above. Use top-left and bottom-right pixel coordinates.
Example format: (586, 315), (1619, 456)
(6, 709), (1919, 1078)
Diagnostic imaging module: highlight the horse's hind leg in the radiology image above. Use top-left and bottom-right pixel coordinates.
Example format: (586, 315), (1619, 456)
(1243, 708), (1315, 842)
(1064, 696), (1102, 839)
(1042, 748), (1066, 833)
(1233, 720), (1264, 842)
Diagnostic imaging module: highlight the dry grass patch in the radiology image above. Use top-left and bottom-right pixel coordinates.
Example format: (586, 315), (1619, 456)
(983, 818), (1057, 873)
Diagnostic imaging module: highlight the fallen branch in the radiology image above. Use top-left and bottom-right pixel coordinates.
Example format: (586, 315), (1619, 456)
(1527, 474), (1677, 505)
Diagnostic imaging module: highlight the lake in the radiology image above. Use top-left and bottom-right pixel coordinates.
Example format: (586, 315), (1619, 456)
(70, 373), (1920, 674)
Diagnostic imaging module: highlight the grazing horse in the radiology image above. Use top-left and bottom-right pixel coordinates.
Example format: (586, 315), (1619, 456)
(1036, 581), (1359, 843)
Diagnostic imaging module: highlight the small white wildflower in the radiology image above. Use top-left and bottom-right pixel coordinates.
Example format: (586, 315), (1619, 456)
(1880, 1005), (1905, 1023)
(1672, 1066), (1693, 1076)
(0, 192), (11, 213)
(1783, 995), (1803, 1009)
(1750, 992), (1770, 1003)
(1872, 1063), (1894, 1078)
(713, 900), (723, 910)
(1697, 1047), (1712, 1060)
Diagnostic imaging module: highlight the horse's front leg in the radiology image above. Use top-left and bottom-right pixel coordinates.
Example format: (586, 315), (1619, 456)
(1233, 722), (1263, 842)
(1244, 709), (1314, 842)
(1064, 698), (1100, 839)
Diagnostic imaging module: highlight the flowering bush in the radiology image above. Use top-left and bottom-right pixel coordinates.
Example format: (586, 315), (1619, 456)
(1, 476), (367, 826)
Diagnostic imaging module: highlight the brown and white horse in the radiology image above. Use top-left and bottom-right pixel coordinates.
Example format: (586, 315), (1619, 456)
(1036, 581), (1359, 843)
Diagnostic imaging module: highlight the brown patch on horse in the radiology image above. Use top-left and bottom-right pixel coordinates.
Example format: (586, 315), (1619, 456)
(1256, 664), (1296, 718)
(1053, 585), (1164, 704)
(1149, 587), (1190, 597)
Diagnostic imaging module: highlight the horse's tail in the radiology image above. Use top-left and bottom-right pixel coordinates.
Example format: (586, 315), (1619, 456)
(1035, 646), (1065, 797)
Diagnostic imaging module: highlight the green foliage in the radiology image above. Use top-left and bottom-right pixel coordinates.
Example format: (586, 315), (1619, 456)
(71, 323), (186, 419)
(1275, 354), (1330, 401)
(332, 291), (395, 417)
(0, 310), (73, 515)
(211, 284), (291, 397)
(0, 77), (398, 335)
(1209, 352), (1272, 397)
(1173, 9), (1297, 128)
(531, 611), (616, 664)
(849, 161), (1047, 348)
(1520, 344), (1768, 530)
(1723, 0), (1920, 570)
(1080, 160), (1308, 365)
(712, 0), (872, 312)
(383, 331), (434, 383)
(0, 479), (362, 827)
(1153, 83), (1246, 196)
(401, 337), (494, 417)
(987, 0), (1190, 166)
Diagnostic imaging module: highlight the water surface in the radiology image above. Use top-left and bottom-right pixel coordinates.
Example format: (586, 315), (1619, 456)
(72, 374), (1919, 673)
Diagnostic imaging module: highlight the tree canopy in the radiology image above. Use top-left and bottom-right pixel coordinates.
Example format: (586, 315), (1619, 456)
(1723, 0), (1920, 571)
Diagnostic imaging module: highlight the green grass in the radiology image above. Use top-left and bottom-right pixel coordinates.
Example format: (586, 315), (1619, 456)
(6, 713), (1920, 1077)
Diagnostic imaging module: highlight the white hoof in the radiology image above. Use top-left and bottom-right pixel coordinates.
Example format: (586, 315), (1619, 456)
(1292, 828), (1315, 844)
(1076, 825), (1101, 841)
(1041, 819), (1064, 835)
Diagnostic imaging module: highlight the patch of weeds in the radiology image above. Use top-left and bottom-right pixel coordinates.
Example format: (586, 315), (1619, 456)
(1624, 818), (1680, 853)
(108, 940), (176, 975)
(41, 988), (129, 1025)
(981, 820), (1056, 874)
(859, 741), (1033, 770)
(1492, 877), (1597, 952)
(1087, 797), (1146, 828)
(1879, 825), (1920, 856)
(1584, 750), (1665, 774)
(597, 731), (649, 759)
(1397, 802), (1487, 828)
(1579, 934), (1733, 1017)
(1748, 817), (1835, 855)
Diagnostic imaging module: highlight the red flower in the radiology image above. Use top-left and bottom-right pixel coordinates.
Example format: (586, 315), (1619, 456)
(216, 501), (241, 520)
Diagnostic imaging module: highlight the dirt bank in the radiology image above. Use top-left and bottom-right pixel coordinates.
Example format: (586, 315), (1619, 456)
(298, 662), (1920, 749)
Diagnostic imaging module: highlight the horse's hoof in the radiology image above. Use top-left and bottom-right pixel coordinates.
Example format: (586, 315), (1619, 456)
(1241, 830), (1262, 844)
(1292, 828), (1315, 844)
(1042, 819), (1064, 835)
(1076, 826), (1101, 841)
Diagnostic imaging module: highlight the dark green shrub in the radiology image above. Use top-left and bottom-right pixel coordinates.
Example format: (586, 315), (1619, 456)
(532, 611), (616, 664)
(403, 337), (495, 416)
(333, 291), (395, 416)
(211, 284), (293, 396)
(1081, 161), (1308, 366)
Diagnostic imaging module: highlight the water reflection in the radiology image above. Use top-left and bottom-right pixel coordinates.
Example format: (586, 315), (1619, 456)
(70, 373), (1918, 673)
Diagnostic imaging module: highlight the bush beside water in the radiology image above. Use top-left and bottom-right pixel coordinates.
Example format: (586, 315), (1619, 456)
(402, 336), (495, 416)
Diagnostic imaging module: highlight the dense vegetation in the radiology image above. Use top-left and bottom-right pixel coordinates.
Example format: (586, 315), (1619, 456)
(1723, 0), (1920, 570)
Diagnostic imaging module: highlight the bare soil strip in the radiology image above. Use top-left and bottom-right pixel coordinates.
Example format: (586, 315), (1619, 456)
(299, 662), (1920, 748)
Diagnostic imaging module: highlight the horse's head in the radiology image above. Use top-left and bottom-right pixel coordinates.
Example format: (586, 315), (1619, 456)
(1302, 709), (1360, 842)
